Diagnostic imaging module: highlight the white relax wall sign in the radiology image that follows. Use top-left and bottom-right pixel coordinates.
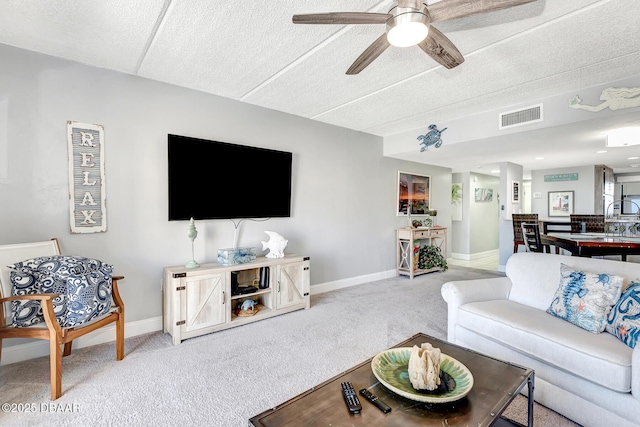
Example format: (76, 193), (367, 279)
(67, 121), (106, 233)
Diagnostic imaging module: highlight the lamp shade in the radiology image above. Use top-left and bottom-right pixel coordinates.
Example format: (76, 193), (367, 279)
(386, 11), (429, 47)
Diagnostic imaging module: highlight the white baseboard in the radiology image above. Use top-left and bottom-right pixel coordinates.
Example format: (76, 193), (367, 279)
(1, 316), (162, 366)
(311, 269), (397, 294)
(450, 249), (499, 261)
(2, 269), (399, 365)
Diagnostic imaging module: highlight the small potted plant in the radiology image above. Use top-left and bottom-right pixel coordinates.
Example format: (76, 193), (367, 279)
(418, 245), (448, 271)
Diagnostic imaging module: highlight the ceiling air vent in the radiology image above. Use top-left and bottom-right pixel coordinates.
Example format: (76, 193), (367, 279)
(499, 104), (543, 130)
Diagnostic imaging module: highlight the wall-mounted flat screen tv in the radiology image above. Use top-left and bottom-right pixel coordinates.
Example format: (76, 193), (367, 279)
(168, 134), (292, 220)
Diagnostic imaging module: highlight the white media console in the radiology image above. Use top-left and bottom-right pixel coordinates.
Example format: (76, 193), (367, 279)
(163, 254), (310, 345)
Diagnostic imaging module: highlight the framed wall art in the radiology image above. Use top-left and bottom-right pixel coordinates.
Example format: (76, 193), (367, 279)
(451, 182), (462, 221)
(67, 121), (106, 233)
(397, 171), (430, 216)
(548, 190), (574, 217)
(512, 180), (520, 203)
(475, 188), (493, 202)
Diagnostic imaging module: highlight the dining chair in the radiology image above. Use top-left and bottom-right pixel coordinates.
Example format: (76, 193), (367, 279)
(0, 238), (125, 400)
(512, 214), (539, 253)
(569, 214), (605, 233)
(521, 223), (546, 253)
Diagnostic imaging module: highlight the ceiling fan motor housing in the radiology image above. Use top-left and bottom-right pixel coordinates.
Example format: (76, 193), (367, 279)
(386, 5), (431, 47)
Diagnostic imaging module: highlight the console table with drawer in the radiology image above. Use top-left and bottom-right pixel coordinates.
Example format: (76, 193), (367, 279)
(396, 227), (447, 279)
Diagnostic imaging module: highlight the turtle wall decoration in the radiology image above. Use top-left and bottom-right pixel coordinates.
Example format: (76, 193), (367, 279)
(418, 124), (447, 152)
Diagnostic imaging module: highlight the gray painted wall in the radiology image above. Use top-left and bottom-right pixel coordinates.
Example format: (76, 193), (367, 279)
(470, 173), (500, 254)
(450, 172), (499, 258)
(0, 44), (452, 332)
(531, 165), (596, 217)
(450, 172), (466, 255)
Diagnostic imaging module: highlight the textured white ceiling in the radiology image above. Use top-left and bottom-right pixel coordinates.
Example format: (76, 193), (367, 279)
(0, 0), (639, 175)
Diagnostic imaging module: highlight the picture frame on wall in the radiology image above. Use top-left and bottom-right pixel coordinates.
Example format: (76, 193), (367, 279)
(475, 187), (493, 202)
(512, 180), (520, 203)
(67, 121), (107, 233)
(548, 190), (574, 217)
(451, 182), (462, 221)
(397, 171), (430, 216)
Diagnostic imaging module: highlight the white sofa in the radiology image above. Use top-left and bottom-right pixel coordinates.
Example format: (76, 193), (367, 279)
(441, 252), (640, 427)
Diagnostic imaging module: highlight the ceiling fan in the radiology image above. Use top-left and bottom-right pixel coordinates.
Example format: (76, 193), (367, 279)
(293, 0), (536, 74)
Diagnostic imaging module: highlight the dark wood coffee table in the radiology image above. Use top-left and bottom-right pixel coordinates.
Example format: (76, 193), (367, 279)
(249, 333), (534, 427)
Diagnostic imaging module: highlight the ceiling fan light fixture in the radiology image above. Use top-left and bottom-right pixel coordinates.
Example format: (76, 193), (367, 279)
(386, 12), (429, 47)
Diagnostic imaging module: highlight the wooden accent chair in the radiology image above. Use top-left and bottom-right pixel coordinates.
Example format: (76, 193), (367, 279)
(512, 214), (539, 253)
(569, 214), (605, 233)
(0, 239), (125, 400)
(521, 223), (547, 253)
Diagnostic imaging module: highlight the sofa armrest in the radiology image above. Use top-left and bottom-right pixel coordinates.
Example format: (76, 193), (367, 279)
(633, 345), (640, 402)
(441, 277), (512, 343)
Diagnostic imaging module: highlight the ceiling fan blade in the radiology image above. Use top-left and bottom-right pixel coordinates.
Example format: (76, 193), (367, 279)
(418, 26), (464, 69)
(293, 12), (391, 25)
(346, 33), (390, 75)
(428, 0), (537, 23)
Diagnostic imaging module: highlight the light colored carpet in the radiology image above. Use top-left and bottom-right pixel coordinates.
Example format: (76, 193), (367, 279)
(0, 267), (580, 426)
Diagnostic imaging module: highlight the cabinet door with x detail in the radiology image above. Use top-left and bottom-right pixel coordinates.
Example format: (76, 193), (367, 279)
(275, 261), (308, 310)
(180, 273), (226, 335)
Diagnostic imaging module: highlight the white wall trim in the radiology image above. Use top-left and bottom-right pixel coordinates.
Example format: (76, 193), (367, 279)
(450, 249), (499, 261)
(2, 269), (399, 365)
(1, 316), (162, 366)
(311, 269), (397, 294)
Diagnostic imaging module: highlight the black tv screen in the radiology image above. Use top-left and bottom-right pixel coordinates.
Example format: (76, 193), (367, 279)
(168, 134), (292, 220)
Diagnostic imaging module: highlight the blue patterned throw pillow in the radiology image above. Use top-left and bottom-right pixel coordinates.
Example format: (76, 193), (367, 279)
(9, 255), (113, 328)
(606, 281), (640, 348)
(10, 269), (71, 326)
(10, 255), (107, 276)
(547, 264), (623, 333)
(64, 270), (113, 327)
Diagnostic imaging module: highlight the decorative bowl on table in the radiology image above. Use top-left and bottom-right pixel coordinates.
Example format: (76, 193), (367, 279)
(371, 347), (474, 403)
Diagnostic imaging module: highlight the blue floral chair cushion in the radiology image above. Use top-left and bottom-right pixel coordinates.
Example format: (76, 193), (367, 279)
(9, 255), (113, 328)
(546, 263), (623, 333)
(10, 255), (107, 276)
(606, 281), (640, 348)
(10, 270), (69, 326)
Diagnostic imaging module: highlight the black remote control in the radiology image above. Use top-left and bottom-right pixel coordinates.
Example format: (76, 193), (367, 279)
(341, 382), (362, 414)
(359, 388), (392, 414)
